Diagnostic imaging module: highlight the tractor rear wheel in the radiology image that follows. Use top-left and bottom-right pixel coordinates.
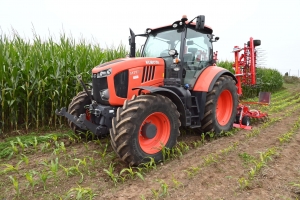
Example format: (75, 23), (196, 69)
(110, 94), (180, 166)
(68, 91), (91, 135)
(201, 75), (238, 134)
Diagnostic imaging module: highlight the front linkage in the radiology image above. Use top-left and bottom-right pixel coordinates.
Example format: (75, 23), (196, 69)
(55, 75), (116, 137)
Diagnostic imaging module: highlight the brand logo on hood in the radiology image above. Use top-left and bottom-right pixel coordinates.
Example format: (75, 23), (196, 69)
(146, 60), (159, 65)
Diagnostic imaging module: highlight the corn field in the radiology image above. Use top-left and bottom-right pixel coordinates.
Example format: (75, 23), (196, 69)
(0, 33), (283, 134)
(0, 32), (127, 133)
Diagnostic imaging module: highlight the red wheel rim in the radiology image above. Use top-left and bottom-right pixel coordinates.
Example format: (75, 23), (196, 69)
(138, 112), (171, 154)
(216, 90), (233, 126)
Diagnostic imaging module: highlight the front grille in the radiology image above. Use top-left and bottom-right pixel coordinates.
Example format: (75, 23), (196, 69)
(142, 66), (155, 82)
(114, 70), (128, 98)
(92, 77), (108, 104)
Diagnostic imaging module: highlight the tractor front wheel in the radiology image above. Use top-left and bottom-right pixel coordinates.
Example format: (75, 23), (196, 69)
(201, 75), (238, 134)
(68, 91), (91, 135)
(110, 94), (180, 166)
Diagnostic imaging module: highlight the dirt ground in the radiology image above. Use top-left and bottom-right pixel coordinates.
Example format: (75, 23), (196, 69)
(99, 84), (300, 200)
(0, 83), (300, 200)
(100, 110), (300, 200)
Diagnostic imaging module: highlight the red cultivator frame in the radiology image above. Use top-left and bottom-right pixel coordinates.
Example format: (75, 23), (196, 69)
(232, 37), (270, 130)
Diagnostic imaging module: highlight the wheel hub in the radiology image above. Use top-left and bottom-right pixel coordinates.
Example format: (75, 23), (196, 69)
(141, 123), (157, 139)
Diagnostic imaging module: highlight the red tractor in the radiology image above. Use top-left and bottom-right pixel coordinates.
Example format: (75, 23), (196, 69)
(56, 15), (239, 166)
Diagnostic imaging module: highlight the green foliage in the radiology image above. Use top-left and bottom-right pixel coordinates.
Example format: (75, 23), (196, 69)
(9, 175), (20, 197)
(103, 162), (118, 186)
(0, 132), (75, 159)
(66, 185), (98, 200)
(0, 32), (128, 133)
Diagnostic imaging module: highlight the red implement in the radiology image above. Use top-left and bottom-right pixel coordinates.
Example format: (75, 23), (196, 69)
(232, 38), (270, 130)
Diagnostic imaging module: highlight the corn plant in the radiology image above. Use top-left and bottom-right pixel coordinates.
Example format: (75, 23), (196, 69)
(53, 141), (67, 155)
(171, 175), (183, 189)
(16, 137), (27, 152)
(156, 179), (169, 197)
(93, 143), (109, 162)
(74, 157), (87, 171)
(184, 166), (201, 178)
(25, 170), (38, 191)
(66, 185), (98, 200)
(160, 145), (170, 162)
(0, 160), (23, 175)
(103, 162), (118, 186)
(9, 175), (20, 197)
(41, 142), (51, 153)
(177, 141), (189, 154)
(151, 188), (160, 200)
(9, 141), (19, 155)
(139, 157), (157, 172)
(238, 152), (255, 166)
(31, 136), (38, 152)
(20, 154), (29, 165)
(219, 142), (238, 155)
(41, 157), (59, 183)
(60, 164), (83, 183)
(38, 170), (50, 190)
(203, 153), (218, 166)
(87, 156), (96, 168)
(119, 167), (144, 181)
(238, 177), (250, 190)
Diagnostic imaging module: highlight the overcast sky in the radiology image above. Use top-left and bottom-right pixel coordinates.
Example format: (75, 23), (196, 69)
(1, 0), (300, 76)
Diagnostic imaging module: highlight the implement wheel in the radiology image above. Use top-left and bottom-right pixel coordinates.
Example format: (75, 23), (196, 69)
(68, 91), (91, 135)
(110, 94), (180, 166)
(201, 75), (238, 134)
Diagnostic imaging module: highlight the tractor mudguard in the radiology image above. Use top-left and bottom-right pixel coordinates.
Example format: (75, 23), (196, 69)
(193, 66), (237, 92)
(132, 86), (187, 126)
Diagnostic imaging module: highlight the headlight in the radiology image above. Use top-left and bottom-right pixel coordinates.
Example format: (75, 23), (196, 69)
(100, 89), (110, 100)
(96, 68), (112, 78)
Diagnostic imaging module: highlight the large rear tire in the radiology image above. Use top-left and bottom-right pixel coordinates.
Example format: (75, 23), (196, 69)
(110, 94), (180, 166)
(67, 91), (91, 135)
(201, 75), (238, 134)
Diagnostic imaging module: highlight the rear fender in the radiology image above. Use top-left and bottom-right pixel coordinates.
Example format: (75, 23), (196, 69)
(192, 66), (237, 122)
(132, 86), (187, 126)
(193, 66), (237, 92)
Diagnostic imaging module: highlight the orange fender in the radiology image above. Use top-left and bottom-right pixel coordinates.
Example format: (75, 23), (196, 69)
(193, 66), (237, 92)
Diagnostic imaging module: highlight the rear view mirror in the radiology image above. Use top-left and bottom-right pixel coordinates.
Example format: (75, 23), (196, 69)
(195, 15), (205, 30)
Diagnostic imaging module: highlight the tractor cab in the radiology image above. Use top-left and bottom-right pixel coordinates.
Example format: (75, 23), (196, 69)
(132, 15), (218, 88)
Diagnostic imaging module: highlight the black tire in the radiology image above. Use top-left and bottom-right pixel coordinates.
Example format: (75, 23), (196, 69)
(201, 75), (238, 134)
(235, 115), (240, 124)
(67, 91), (91, 134)
(247, 40), (261, 47)
(110, 94), (180, 166)
(242, 116), (250, 126)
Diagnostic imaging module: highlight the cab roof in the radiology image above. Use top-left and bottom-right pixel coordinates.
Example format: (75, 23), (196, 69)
(149, 21), (213, 34)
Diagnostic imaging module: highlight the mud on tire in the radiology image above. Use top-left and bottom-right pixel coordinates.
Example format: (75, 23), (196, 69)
(201, 75), (238, 134)
(110, 94), (181, 166)
(67, 91), (91, 135)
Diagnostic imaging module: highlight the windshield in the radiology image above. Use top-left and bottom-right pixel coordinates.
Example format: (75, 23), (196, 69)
(143, 29), (182, 57)
(184, 28), (212, 64)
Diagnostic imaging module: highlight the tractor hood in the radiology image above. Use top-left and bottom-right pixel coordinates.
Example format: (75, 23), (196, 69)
(91, 57), (166, 106)
(92, 57), (164, 74)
